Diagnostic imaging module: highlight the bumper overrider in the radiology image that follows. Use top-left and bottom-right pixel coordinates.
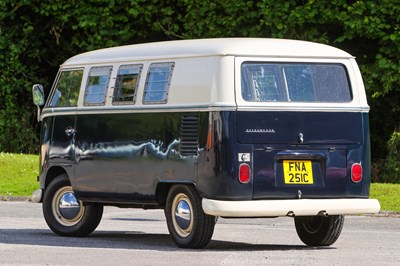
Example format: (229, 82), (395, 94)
(202, 198), (381, 217)
(31, 189), (43, 203)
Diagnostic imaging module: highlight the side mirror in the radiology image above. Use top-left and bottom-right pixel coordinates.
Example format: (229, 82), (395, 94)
(32, 84), (45, 106)
(32, 84), (45, 122)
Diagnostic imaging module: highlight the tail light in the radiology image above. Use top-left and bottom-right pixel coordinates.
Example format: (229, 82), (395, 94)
(351, 163), (362, 183)
(239, 163), (251, 183)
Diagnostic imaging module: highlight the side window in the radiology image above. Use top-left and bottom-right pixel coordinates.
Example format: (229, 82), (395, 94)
(84, 66), (112, 106)
(48, 69), (83, 107)
(112, 64), (143, 105)
(143, 62), (174, 104)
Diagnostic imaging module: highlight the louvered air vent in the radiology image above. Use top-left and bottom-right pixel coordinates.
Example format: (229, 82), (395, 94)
(180, 114), (200, 156)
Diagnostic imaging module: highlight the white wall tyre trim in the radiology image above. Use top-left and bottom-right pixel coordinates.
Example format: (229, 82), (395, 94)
(171, 193), (194, 238)
(51, 186), (85, 227)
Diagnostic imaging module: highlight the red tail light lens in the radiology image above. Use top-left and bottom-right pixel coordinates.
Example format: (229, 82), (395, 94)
(239, 163), (251, 183)
(351, 163), (362, 183)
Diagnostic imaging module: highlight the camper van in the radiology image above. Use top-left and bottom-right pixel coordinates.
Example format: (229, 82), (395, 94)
(32, 38), (380, 248)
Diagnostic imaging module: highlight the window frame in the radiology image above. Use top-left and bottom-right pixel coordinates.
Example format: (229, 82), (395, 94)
(83, 66), (113, 106)
(240, 61), (353, 103)
(112, 64), (143, 106)
(142, 62), (175, 104)
(46, 68), (84, 108)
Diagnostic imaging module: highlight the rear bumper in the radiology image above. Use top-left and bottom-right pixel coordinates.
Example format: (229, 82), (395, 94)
(202, 198), (380, 217)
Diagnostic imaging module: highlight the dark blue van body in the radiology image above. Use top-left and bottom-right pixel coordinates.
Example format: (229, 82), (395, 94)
(32, 38), (380, 248)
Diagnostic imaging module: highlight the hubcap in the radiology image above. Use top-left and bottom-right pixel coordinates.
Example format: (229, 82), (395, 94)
(175, 200), (191, 230)
(172, 193), (193, 237)
(52, 186), (84, 226)
(58, 192), (80, 220)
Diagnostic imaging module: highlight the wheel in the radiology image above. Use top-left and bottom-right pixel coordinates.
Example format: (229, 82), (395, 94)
(42, 174), (103, 237)
(165, 185), (216, 248)
(294, 215), (344, 246)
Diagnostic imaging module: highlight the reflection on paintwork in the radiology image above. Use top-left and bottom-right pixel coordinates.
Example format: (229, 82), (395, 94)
(40, 121), (50, 169)
(76, 138), (199, 161)
(49, 146), (75, 159)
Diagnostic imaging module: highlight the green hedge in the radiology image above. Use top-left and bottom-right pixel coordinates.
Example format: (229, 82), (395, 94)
(380, 131), (400, 183)
(0, 1), (399, 182)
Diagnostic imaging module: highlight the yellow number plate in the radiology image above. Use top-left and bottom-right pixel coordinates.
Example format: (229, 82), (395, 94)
(283, 160), (314, 184)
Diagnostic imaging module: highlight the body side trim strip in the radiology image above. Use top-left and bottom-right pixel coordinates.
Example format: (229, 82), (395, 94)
(40, 105), (369, 118)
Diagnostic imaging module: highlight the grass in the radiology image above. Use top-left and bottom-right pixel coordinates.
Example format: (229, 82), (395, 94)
(370, 183), (400, 212)
(0, 153), (399, 212)
(0, 153), (39, 196)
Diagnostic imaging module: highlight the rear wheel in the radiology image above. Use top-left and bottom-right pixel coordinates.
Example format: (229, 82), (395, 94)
(165, 185), (216, 248)
(43, 174), (103, 237)
(294, 215), (344, 246)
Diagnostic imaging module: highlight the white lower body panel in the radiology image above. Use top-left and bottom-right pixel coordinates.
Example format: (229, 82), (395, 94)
(202, 198), (380, 217)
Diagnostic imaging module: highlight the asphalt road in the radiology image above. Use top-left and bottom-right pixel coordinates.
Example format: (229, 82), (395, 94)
(0, 201), (399, 265)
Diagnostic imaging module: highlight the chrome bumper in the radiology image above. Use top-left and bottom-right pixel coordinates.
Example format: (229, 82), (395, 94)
(31, 189), (43, 203)
(202, 198), (381, 217)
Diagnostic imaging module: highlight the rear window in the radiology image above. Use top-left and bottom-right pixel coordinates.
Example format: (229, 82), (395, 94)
(241, 63), (352, 103)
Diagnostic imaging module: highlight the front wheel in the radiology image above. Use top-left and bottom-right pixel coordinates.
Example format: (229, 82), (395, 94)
(294, 215), (344, 246)
(42, 174), (103, 237)
(165, 185), (216, 248)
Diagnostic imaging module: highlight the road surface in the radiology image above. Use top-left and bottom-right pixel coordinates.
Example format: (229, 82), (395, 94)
(0, 201), (399, 265)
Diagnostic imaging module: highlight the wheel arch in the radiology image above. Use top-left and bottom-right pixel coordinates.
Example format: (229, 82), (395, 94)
(155, 181), (197, 208)
(44, 166), (71, 189)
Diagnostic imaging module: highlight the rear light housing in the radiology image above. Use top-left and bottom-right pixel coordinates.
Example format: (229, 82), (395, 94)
(239, 163), (251, 183)
(351, 163), (362, 183)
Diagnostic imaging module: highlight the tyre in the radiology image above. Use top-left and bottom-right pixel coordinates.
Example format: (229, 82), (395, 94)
(165, 185), (216, 248)
(42, 174), (103, 237)
(294, 215), (344, 246)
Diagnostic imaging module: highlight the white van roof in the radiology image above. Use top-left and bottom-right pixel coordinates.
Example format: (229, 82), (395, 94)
(62, 38), (353, 66)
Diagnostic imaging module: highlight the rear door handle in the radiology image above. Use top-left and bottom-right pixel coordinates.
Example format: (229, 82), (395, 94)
(65, 126), (77, 136)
